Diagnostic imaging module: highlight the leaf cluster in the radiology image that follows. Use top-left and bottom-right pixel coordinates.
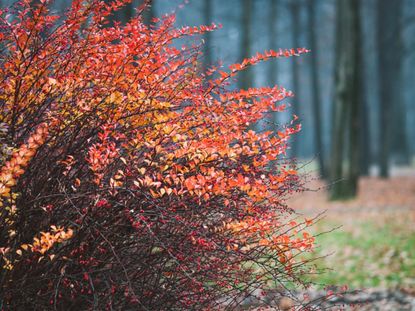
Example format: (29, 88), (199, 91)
(0, 1), (315, 309)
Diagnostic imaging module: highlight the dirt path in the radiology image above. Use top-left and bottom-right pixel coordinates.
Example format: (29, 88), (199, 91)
(281, 168), (415, 310)
(286, 169), (415, 233)
(288, 168), (415, 213)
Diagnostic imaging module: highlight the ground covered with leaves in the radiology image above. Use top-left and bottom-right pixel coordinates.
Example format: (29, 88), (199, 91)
(240, 167), (415, 309)
(289, 166), (415, 290)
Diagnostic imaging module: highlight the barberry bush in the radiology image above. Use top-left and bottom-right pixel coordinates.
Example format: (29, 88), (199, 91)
(0, 0), (315, 309)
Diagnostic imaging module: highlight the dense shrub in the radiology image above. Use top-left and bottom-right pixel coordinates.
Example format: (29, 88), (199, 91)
(0, 1), (315, 309)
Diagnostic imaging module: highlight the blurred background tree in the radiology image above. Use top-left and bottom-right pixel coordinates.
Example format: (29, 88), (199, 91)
(329, 0), (361, 199)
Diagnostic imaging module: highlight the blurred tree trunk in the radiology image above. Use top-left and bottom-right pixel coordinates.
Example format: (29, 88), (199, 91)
(306, 0), (325, 178)
(103, 0), (132, 25)
(203, 0), (213, 69)
(142, 0), (155, 26)
(377, 0), (406, 177)
(267, 0), (278, 87)
(357, 2), (370, 176)
(389, 1), (409, 166)
(268, 0), (279, 127)
(358, 71), (370, 176)
(105, 0), (153, 26)
(112, 0), (134, 24)
(239, 0), (253, 90)
(123, 1), (134, 23)
(289, 0), (301, 158)
(376, 0), (390, 178)
(329, 0), (360, 200)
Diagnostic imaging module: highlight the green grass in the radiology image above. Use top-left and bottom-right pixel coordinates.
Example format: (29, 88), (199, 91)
(304, 219), (415, 289)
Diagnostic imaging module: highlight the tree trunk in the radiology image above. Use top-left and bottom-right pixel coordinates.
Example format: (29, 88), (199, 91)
(389, 0), (409, 166)
(203, 0), (213, 69)
(239, 0), (253, 90)
(329, 0), (360, 200)
(111, 0), (154, 26)
(112, 0), (135, 25)
(267, 0), (278, 87)
(268, 0), (279, 127)
(348, 0), (361, 197)
(357, 2), (370, 176)
(307, 0), (325, 178)
(142, 0), (155, 26)
(123, 1), (134, 23)
(377, 0), (405, 177)
(358, 74), (370, 176)
(289, 0), (301, 158)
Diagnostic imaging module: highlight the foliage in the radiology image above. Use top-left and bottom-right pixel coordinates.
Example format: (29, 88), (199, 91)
(0, 0), (314, 309)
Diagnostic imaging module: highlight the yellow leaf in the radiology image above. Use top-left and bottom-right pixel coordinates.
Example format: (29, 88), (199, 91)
(48, 77), (57, 85)
(149, 189), (158, 198)
(66, 228), (73, 238)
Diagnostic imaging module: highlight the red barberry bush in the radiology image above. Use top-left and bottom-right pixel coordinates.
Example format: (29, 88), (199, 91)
(0, 0), (316, 309)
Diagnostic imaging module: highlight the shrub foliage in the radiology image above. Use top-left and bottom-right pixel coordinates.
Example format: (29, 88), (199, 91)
(0, 1), (314, 309)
